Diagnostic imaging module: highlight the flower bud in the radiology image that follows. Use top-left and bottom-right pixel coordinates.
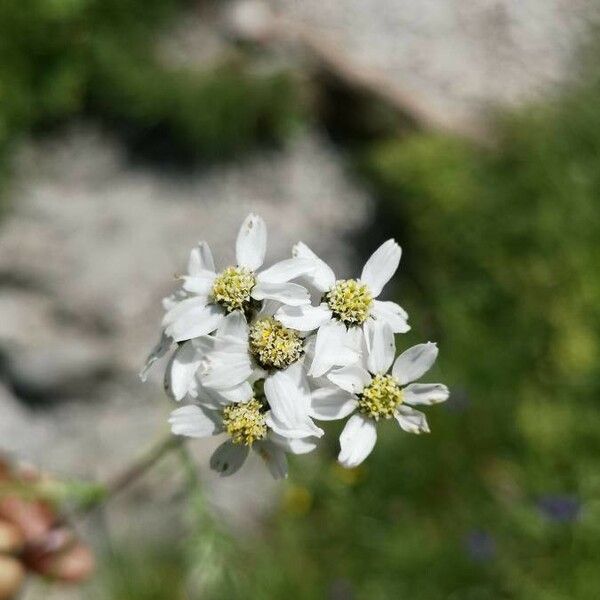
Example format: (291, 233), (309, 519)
(0, 556), (25, 600)
(0, 521), (24, 554)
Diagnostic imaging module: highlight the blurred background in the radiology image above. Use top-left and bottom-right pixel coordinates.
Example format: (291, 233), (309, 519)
(1, 0), (600, 598)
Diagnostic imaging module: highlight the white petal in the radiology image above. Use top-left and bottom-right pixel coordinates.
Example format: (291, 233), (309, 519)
(166, 308), (224, 343)
(364, 319), (396, 374)
(251, 281), (310, 306)
(395, 405), (430, 434)
(254, 441), (288, 479)
(360, 239), (401, 297)
(200, 350), (253, 390)
(212, 336), (248, 354)
(188, 241), (215, 275)
(215, 310), (249, 341)
(338, 414), (378, 468)
(303, 333), (317, 366)
(182, 270), (216, 295)
(236, 213), (267, 270)
(163, 301), (224, 342)
(264, 370), (324, 439)
(162, 296), (208, 326)
(371, 300), (410, 334)
(210, 441), (249, 476)
(275, 303), (332, 332)
(256, 299), (281, 319)
(403, 383), (449, 406)
(217, 381), (254, 403)
(392, 342), (439, 385)
(309, 386), (358, 421)
(249, 366), (268, 384)
(169, 405), (221, 438)
(162, 291), (187, 311)
(164, 341), (203, 401)
(265, 412), (323, 440)
(193, 380), (228, 408)
(308, 320), (358, 377)
(257, 257), (315, 284)
(292, 241), (336, 293)
(195, 376), (253, 407)
(282, 360), (312, 409)
(191, 335), (217, 355)
(269, 432), (318, 455)
(327, 365), (371, 395)
(139, 332), (173, 381)
(345, 326), (365, 356)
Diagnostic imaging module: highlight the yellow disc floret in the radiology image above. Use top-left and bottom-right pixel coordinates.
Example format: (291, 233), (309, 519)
(222, 399), (267, 446)
(249, 317), (304, 369)
(325, 279), (373, 326)
(212, 266), (256, 313)
(358, 374), (404, 420)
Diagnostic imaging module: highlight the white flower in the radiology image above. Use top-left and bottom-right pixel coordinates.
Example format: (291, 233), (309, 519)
(197, 311), (324, 440)
(139, 291), (190, 381)
(310, 323), (449, 468)
(161, 214), (314, 343)
(169, 370), (320, 479)
(142, 211), (449, 479)
(276, 239), (410, 377)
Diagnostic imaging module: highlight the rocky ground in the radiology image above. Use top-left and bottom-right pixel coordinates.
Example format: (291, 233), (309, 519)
(0, 125), (370, 548)
(0, 1), (596, 596)
(265, 0), (598, 129)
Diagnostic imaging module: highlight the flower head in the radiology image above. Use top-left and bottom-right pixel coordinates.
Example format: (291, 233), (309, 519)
(154, 214), (314, 345)
(211, 266), (256, 314)
(357, 373), (404, 420)
(249, 317), (304, 369)
(222, 398), (267, 446)
(275, 239), (410, 377)
(325, 279), (373, 326)
(143, 213), (448, 478)
(169, 362), (322, 479)
(308, 323), (449, 468)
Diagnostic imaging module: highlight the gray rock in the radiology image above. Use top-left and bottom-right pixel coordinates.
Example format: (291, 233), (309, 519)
(262, 0), (598, 129)
(0, 125), (370, 555)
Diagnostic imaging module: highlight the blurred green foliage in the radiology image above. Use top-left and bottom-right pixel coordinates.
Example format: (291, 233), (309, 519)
(210, 52), (600, 600)
(4, 3), (600, 599)
(96, 58), (600, 599)
(0, 0), (300, 211)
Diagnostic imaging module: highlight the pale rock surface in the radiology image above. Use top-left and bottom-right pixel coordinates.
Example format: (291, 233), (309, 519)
(263, 0), (598, 128)
(0, 125), (370, 547)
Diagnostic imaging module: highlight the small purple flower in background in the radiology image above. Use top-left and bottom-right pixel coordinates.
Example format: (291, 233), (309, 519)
(537, 494), (581, 523)
(329, 578), (354, 600)
(463, 529), (496, 563)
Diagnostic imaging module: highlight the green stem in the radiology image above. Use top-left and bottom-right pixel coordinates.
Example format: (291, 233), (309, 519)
(105, 434), (183, 498)
(75, 433), (184, 516)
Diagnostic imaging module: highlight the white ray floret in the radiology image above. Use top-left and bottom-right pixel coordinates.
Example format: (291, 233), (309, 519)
(169, 379), (320, 479)
(196, 311), (323, 440)
(159, 214), (314, 344)
(276, 239), (410, 377)
(309, 323), (449, 468)
(142, 210), (449, 479)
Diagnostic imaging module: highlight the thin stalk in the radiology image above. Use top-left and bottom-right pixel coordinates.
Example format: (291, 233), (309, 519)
(73, 433), (183, 517)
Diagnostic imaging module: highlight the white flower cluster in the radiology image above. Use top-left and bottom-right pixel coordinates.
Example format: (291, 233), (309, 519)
(142, 214), (449, 478)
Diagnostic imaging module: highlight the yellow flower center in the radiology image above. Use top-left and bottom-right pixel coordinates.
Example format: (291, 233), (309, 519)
(249, 318), (304, 369)
(358, 374), (404, 420)
(212, 266), (256, 313)
(222, 399), (267, 446)
(325, 279), (373, 326)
